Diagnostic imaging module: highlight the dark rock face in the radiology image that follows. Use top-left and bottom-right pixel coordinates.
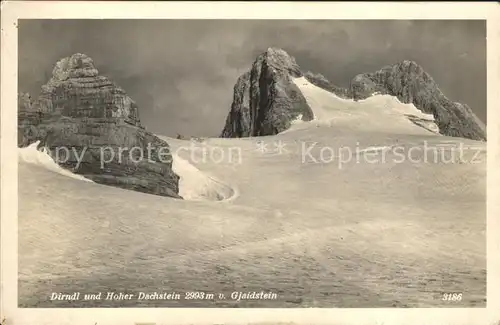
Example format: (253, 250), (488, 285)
(18, 53), (181, 198)
(349, 60), (486, 141)
(221, 48), (313, 138)
(304, 71), (350, 99)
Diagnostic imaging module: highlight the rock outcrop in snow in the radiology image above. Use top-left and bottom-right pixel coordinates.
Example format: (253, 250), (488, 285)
(220, 48), (314, 137)
(304, 71), (350, 99)
(18, 53), (182, 199)
(349, 60), (486, 141)
(221, 51), (486, 141)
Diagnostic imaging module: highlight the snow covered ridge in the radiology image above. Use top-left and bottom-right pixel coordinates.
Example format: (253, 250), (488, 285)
(289, 76), (440, 135)
(299, 141), (485, 168)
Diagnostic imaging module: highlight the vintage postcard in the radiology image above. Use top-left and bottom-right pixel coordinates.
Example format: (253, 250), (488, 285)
(1, 1), (500, 325)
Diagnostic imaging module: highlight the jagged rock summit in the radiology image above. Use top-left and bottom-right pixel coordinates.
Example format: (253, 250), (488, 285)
(349, 60), (486, 141)
(36, 53), (140, 125)
(18, 53), (181, 199)
(220, 48), (314, 137)
(221, 50), (486, 141)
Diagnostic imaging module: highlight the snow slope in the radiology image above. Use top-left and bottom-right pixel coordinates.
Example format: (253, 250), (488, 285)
(18, 79), (486, 308)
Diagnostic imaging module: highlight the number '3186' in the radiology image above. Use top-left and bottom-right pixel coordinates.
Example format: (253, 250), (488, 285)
(442, 293), (463, 301)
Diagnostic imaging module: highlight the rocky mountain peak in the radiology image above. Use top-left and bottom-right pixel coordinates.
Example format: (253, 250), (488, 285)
(398, 59), (423, 69)
(256, 47), (303, 78)
(222, 49), (485, 141)
(18, 92), (34, 110)
(36, 53), (140, 126)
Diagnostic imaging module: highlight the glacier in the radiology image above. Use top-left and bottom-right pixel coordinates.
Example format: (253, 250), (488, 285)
(18, 76), (486, 307)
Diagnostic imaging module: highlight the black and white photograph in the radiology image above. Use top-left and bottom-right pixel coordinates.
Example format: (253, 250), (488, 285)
(2, 1), (500, 319)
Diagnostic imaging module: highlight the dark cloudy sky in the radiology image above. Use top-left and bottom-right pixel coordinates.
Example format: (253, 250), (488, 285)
(19, 20), (486, 137)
